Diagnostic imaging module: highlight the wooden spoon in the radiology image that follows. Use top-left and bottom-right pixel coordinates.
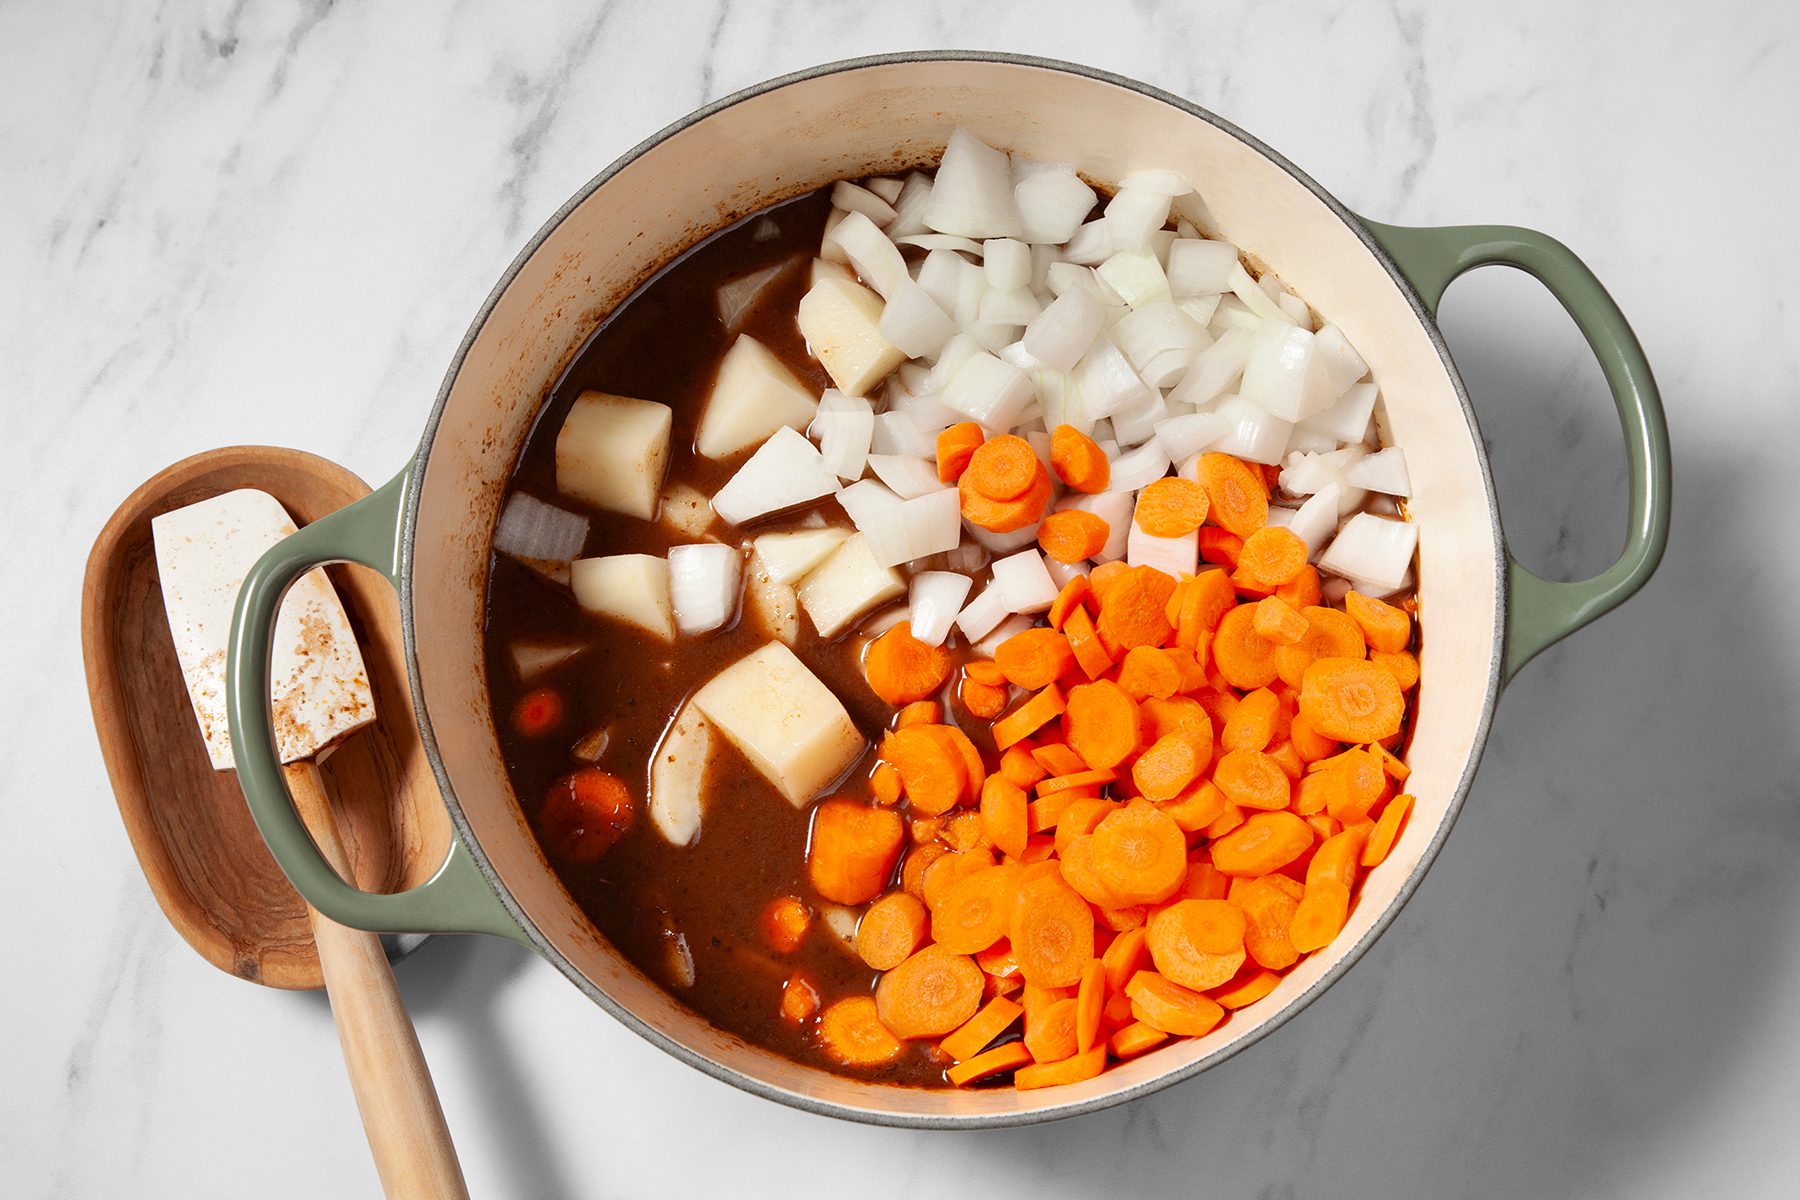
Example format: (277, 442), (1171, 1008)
(82, 446), (465, 1197)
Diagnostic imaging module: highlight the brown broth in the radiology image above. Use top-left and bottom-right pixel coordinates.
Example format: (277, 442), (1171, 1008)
(483, 190), (956, 1085)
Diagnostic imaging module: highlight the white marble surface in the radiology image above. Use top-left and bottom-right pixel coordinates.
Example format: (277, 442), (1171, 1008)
(5, 0), (1798, 1195)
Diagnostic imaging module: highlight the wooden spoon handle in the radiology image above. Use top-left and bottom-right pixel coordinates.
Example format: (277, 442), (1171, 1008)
(285, 761), (469, 1200)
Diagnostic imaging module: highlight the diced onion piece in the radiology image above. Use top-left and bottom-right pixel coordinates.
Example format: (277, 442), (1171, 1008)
(877, 279), (957, 359)
(1034, 368), (1087, 435)
(998, 340), (1045, 373)
(1062, 219), (1112, 266)
(983, 238), (1032, 290)
(1022, 287), (1104, 372)
(1211, 394), (1294, 465)
(1284, 424), (1341, 456)
(1263, 506), (1297, 528)
(1168, 327), (1252, 408)
(990, 550), (1059, 614)
(941, 349), (1035, 430)
(555, 391), (673, 519)
(711, 427), (840, 526)
(494, 492), (589, 564)
(1277, 291), (1311, 325)
(963, 518), (1043, 555)
(830, 180), (898, 227)
(1155, 411), (1229, 462)
(979, 285), (1043, 327)
(1209, 293), (1265, 332)
(1127, 522), (1198, 580)
(1043, 555), (1086, 588)
(571, 554), (674, 640)
(1287, 483), (1344, 556)
(695, 336), (816, 459)
(716, 256), (805, 333)
(836, 478), (903, 526)
(866, 454), (948, 500)
(870, 409), (937, 458)
(1177, 293), (1223, 329)
(1014, 166), (1097, 244)
(1302, 382), (1380, 444)
(668, 543), (743, 636)
(810, 389), (875, 480)
(888, 172), (934, 237)
(1108, 388), (1170, 448)
(1111, 300), (1206, 388)
(909, 571), (974, 647)
(1281, 446), (1366, 496)
(917, 248), (969, 312)
(1057, 490), (1133, 562)
(1319, 514), (1418, 591)
(1227, 262), (1297, 326)
(648, 699), (712, 846)
(1073, 338), (1153, 419)
(955, 584), (1012, 642)
(1108, 439), (1174, 492)
(975, 615), (1035, 658)
(1118, 168), (1192, 197)
(1345, 446), (1412, 497)
(858, 488), (963, 569)
(826, 210), (908, 298)
(1096, 248), (1172, 309)
(691, 642), (865, 807)
(923, 127), (1021, 239)
(1045, 261), (1110, 303)
(860, 605), (913, 636)
(864, 176), (904, 204)
(1165, 238), (1240, 296)
(797, 275), (906, 397)
(896, 232), (987, 256)
(1104, 187), (1173, 253)
(1240, 320), (1340, 423)
(752, 527), (848, 585)
(797, 532), (906, 637)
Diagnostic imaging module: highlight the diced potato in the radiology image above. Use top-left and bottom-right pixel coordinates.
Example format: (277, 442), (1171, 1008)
(689, 642), (864, 807)
(695, 335), (818, 459)
(649, 699), (712, 846)
(797, 275), (907, 398)
(569, 553), (673, 640)
(659, 482), (716, 539)
(798, 532), (905, 639)
(743, 556), (799, 645)
(753, 527), (848, 585)
(509, 639), (585, 680)
(555, 391), (671, 519)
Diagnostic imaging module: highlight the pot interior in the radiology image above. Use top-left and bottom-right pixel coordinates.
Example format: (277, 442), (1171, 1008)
(405, 56), (1500, 1123)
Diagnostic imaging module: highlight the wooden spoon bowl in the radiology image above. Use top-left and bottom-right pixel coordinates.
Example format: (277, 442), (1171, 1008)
(83, 446), (451, 989)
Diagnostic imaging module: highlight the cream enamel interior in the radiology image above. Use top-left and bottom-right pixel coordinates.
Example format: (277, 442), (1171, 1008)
(405, 58), (1499, 1122)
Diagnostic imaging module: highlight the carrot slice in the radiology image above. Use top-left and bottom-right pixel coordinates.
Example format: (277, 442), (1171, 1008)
(901, 842), (949, 898)
(947, 1041), (1033, 1086)
(1318, 747), (1387, 823)
(964, 434), (1042, 500)
(959, 677), (1008, 719)
(1101, 925), (1150, 992)
(818, 996), (904, 1066)
(936, 421), (984, 483)
(993, 683), (1068, 750)
(1199, 526), (1244, 568)
(1212, 603), (1280, 690)
(1157, 781), (1228, 835)
(1180, 858), (1231, 901)
(1209, 811), (1314, 877)
(1010, 873), (1097, 988)
(1213, 749), (1292, 811)
(511, 686), (565, 737)
(1048, 575), (1094, 629)
(1063, 680), (1142, 770)
(1052, 797), (1116, 857)
(1198, 452), (1268, 537)
(921, 848), (994, 911)
(1288, 711), (1338, 762)
(875, 945), (985, 1039)
(1117, 645), (1181, 701)
(1038, 509), (1111, 564)
(1221, 686), (1280, 752)
(1361, 792), (1415, 867)
(779, 972), (821, 1023)
(936, 723), (988, 806)
(1372, 742), (1412, 782)
(1233, 526), (1308, 588)
(995, 627), (1077, 690)
(1307, 826), (1369, 893)
(1125, 969), (1226, 1036)
(932, 864), (1022, 954)
(1000, 744), (1050, 788)
(1214, 968), (1281, 1010)
(1145, 899), (1247, 991)
(1063, 605), (1115, 679)
(1027, 792), (1079, 835)
(1134, 476), (1210, 537)
(1075, 959), (1107, 1054)
(1275, 606), (1367, 688)
(1276, 564), (1323, 608)
(1037, 768), (1118, 796)
(1232, 876), (1301, 970)
(1031, 742), (1089, 777)
(1370, 648), (1420, 692)
(1015, 1045), (1106, 1090)
(966, 660), (1007, 686)
(806, 799), (904, 904)
(1344, 590), (1413, 653)
(1051, 425), (1110, 493)
(980, 776), (1030, 859)
(940, 994), (1025, 1062)
(864, 621), (953, 706)
(880, 725), (968, 816)
(761, 895), (814, 953)
(1289, 880), (1351, 954)
(1252, 594), (1309, 646)
(1096, 565), (1177, 650)
(1130, 731), (1207, 803)
(896, 699), (942, 728)
(1087, 803), (1188, 906)
(1139, 696), (1212, 745)
(1023, 996), (1080, 1063)
(1109, 1020), (1170, 1059)
(856, 891), (929, 970)
(960, 467), (1053, 532)
(871, 760), (903, 805)
(1299, 657), (1405, 743)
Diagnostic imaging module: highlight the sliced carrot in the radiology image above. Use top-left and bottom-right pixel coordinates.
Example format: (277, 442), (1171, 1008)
(779, 972), (821, 1023)
(932, 864), (1021, 954)
(1037, 768), (1118, 796)
(864, 621), (953, 706)
(1252, 595), (1309, 646)
(1214, 968), (1281, 1010)
(1117, 646), (1181, 701)
(1130, 731), (1207, 803)
(1209, 811), (1314, 877)
(1087, 803), (1188, 906)
(1233, 526), (1308, 588)
(818, 996), (904, 1066)
(1300, 657), (1405, 742)
(1023, 996), (1080, 1063)
(1075, 959), (1107, 1054)
(976, 940), (1022, 979)
(899, 700), (944, 729)
(876, 945), (985, 1039)
(1101, 988), (1137, 1031)
(960, 467), (1053, 532)
(1064, 680), (1142, 770)
(511, 686), (565, 737)
(1212, 603), (1280, 690)
(1088, 559), (1130, 601)
(1134, 476), (1210, 537)
(1015, 1045), (1106, 1090)
(1020, 980), (1075, 1022)
(1221, 686), (1279, 752)
(1162, 646), (1206, 693)
(921, 849), (994, 912)
(1361, 792), (1414, 867)
(1052, 797), (1116, 857)
(964, 434), (1042, 500)
(1202, 800), (1245, 840)
(1051, 425), (1110, 493)
(1289, 880), (1351, 954)
(1199, 526), (1244, 568)
(1232, 876), (1301, 970)
(1139, 696), (1212, 747)
(1178, 569), (1239, 653)
(1370, 648), (1420, 692)
(1063, 604), (1115, 679)
(1000, 744), (1049, 789)
(1145, 899), (1247, 992)
(1048, 575), (1094, 630)
(947, 1041), (1033, 1086)
(1125, 970), (1226, 1036)
(856, 891), (929, 970)
(1275, 564), (1322, 608)
(943, 808), (990, 853)
(1027, 792), (1079, 835)
(761, 895), (814, 954)
(871, 761), (903, 805)
(1213, 748), (1292, 811)
(960, 678), (1008, 719)
(1268, 737), (1305, 781)
(993, 683), (1068, 750)
(806, 799), (904, 904)
(1288, 711), (1338, 762)
(1101, 925), (1150, 992)
(936, 421), (985, 483)
(1372, 742), (1411, 782)
(1038, 509), (1111, 564)
(1096, 565), (1177, 650)
(995, 627), (1076, 690)
(1109, 1020), (1170, 1059)
(1198, 452), (1268, 537)
(979, 776), (1030, 860)
(880, 725), (968, 816)
(1344, 590), (1413, 653)
(1275, 606), (1367, 689)
(1031, 741), (1088, 778)
(1157, 781), (1228, 835)
(936, 723), (987, 806)
(1318, 747), (1387, 823)
(966, 659), (1007, 687)
(939, 993), (1025, 1062)
(1010, 873), (1097, 988)
(1180, 858), (1231, 901)
(901, 842), (949, 898)
(1307, 826), (1368, 893)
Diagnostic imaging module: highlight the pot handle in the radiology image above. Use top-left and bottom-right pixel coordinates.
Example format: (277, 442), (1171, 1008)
(1360, 220), (1671, 681)
(226, 467), (528, 943)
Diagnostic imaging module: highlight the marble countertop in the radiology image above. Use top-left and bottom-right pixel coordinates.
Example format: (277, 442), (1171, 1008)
(6, 1), (1798, 1195)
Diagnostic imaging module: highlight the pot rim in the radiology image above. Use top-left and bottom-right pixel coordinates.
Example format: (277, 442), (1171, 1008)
(397, 49), (1506, 1129)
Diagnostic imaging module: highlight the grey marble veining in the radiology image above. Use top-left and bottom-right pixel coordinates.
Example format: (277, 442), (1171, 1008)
(5, 0), (1799, 1196)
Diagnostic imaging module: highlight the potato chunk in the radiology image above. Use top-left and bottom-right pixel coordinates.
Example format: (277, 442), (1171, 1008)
(797, 532), (904, 639)
(797, 275), (906, 398)
(569, 553), (673, 640)
(695, 335), (818, 459)
(555, 391), (671, 519)
(648, 699), (712, 847)
(690, 642), (864, 807)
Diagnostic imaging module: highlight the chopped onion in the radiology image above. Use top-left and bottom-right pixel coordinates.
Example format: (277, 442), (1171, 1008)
(1045, 261), (1108, 303)
(1168, 327), (1252, 407)
(1034, 368), (1087, 434)
(668, 543), (743, 635)
(1104, 186), (1174, 253)
(1025, 430), (1054, 472)
(1240, 320), (1335, 423)
(1177, 293), (1223, 330)
(887, 172), (934, 238)
(861, 604), (912, 635)
(878, 279), (956, 359)
(831, 180), (898, 227)
(1287, 483), (1343, 556)
(1073, 338), (1153, 419)
(983, 239), (1032, 290)
(962, 518), (1043, 554)
(1210, 394), (1294, 465)
(997, 341), (1045, 375)
(1312, 324), (1367, 394)
(990, 549), (1059, 614)
(916, 248), (966, 313)
(1155, 410), (1229, 461)
(922, 127), (1020, 239)
(1281, 446), (1367, 496)
(1320, 513), (1418, 590)
(1015, 167), (1096, 244)
(1345, 446), (1411, 496)
(856, 487), (963, 569)
(1127, 522), (1197, 579)
(494, 492), (588, 564)
(826, 211), (908, 298)
(1284, 424), (1341, 456)
(908, 571), (973, 646)
(836, 478), (902, 525)
(811, 390), (874, 480)
(1043, 555), (1086, 588)
(975, 615), (1034, 658)
(1165, 238), (1239, 296)
(1096, 248), (1172, 309)
(941, 349), (1035, 430)
(1111, 300), (1206, 388)
(896, 232), (987, 257)
(1062, 219), (1112, 265)
(867, 454), (947, 500)
(1277, 291), (1311, 324)
(871, 409), (937, 457)
(1227, 262), (1297, 326)
(1263, 506), (1296, 528)
(1302, 381), (1380, 444)
(980, 286), (1043, 327)
(1108, 438), (1174, 491)
(864, 176), (904, 204)
(1109, 388), (1170, 447)
(1118, 168), (1192, 197)
(955, 584), (1012, 641)
(1022, 287), (1104, 372)
(752, 527), (849, 584)
(951, 256), (987, 330)
(1058, 490), (1133, 562)
(1208, 293), (1265, 333)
